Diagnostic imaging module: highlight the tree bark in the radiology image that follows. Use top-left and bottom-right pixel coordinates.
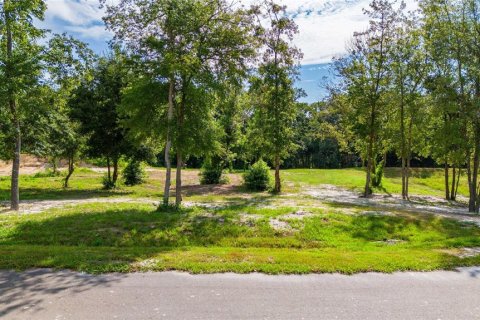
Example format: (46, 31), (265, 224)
(175, 151), (182, 206)
(112, 157), (119, 186)
(6, 6), (20, 211)
(10, 118), (20, 211)
(64, 156), (74, 188)
(274, 155), (281, 193)
(468, 125), (480, 212)
(107, 156), (111, 183)
(450, 166), (456, 201)
(163, 79), (174, 206)
(444, 162), (450, 200)
(364, 113), (375, 197)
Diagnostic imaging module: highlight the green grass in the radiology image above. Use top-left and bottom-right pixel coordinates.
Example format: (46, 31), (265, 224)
(283, 167), (469, 197)
(0, 202), (478, 274)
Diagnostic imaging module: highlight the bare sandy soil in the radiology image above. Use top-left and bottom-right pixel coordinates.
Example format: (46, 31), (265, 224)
(0, 155), (49, 176)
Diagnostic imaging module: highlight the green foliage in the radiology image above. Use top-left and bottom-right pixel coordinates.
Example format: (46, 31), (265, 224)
(243, 160), (271, 191)
(102, 174), (116, 190)
(371, 161), (384, 187)
(123, 160), (146, 186)
(200, 159), (225, 185)
(33, 169), (64, 179)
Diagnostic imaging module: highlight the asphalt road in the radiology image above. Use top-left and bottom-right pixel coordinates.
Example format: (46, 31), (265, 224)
(1, 268), (479, 320)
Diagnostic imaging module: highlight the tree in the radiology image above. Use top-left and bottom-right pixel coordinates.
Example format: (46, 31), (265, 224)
(0, 0), (46, 210)
(335, 0), (399, 197)
(421, 0), (480, 211)
(43, 34), (95, 186)
(248, 1), (303, 193)
(388, 10), (426, 199)
(103, 0), (257, 206)
(70, 52), (130, 189)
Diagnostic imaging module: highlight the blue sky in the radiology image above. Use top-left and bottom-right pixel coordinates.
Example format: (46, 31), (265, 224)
(40, 0), (402, 103)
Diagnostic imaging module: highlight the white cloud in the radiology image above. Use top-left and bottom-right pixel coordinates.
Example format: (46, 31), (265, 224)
(46, 0), (104, 25)
(43, 0), (417, 65)
(65, 24), (112, 40)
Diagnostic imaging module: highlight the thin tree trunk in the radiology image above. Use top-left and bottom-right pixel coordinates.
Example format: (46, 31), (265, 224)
(274, 155), (281, 193)
(454, 168), (461, 200)
(450, 166), (456, 201)
(112, 158), (119, 186)
(107, 157), (111, 183)
(6, 8), (20, 211)
(163, 79), (174, 206)
(64, 156), (74, 188)
(400, 84), (406, 200)
(469, 125), (480, 212)
(401, 157), (406, 199)
(406, 154), (411, 198)
(405, 115), (413, 200)
(175, 151), (182, 206)
(10, 119), (20, 211)
(363, 115), (375, 197)
(52, 157), (58, 174)
(444, 162), (450, 200)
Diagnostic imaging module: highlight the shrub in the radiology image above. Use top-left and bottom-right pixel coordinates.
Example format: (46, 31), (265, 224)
(123, 160), (146, 186)
(372, 161), (384, 187)
(200, 159), (225, 185)
(33, 169), (63, 178)
(243, 160), (271, 191)
(102, 174), (116, 190)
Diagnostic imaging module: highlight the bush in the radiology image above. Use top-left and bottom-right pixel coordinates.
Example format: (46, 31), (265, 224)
(123, 160), (146, 186)
(372, 161), (384, 187)
(200, 159), (225, 185)
(33, 169), (64, 178)
(102, 174), (116, 190)
(243, 160), (271, 191)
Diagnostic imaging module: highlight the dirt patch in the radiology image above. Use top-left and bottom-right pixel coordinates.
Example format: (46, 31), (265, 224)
(282, 210), (315, 220)
(0, 198), (160, 215)
(181, 184), (243, 196)
(269, 219), (292, 232)
(456, 247), (480, 258)
(0, 155), (50, 176)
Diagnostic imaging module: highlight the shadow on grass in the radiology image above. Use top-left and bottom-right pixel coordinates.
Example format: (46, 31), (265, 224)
(344, 213), (480, 244)
(383, 167), (436, 179)
(1, 207), (251, 248)
(0, 269), (126, 318)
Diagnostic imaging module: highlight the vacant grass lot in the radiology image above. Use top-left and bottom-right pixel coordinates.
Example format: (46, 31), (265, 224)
(0, 167), (478, 274)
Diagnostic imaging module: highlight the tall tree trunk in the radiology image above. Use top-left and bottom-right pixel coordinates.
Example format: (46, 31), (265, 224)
(163, 79), (174, 206)
(450, 166), (456, 201)
(364, 97), (377, 197)
(406, 154), (411, 198)
(10, 117), (20, 211)
(274, 155), (281, 193)
(112, 157), (119, 186)
(107, 157), (111, 183)
(401, 157), (406, 199)
(400, 87), (406, 199)
(454, 168), (461, 200)
(51, 157), (58, 174)
(64, 155), (74, 188)
(405, 116), (413, 200)
(6, 9), (20, 211)
(175, 151), (182, 206)
(444, 162), (450, 200)
(468, 125), (480, 212)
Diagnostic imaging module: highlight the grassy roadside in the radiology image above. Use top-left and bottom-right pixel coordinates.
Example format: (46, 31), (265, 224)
(1, 202), (479, 274)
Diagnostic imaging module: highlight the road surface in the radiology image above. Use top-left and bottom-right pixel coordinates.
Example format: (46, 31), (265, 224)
(1, 268), (479, 319)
